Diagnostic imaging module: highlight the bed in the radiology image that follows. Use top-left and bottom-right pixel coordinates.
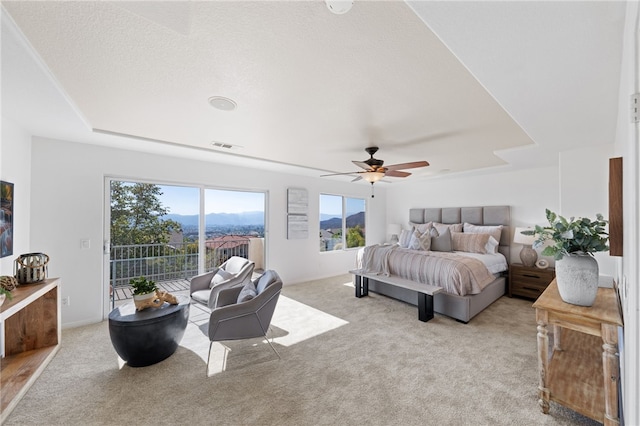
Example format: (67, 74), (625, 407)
(357, 206), (511, 323)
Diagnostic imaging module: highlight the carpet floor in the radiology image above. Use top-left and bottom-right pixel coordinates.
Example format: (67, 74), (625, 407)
(4, 274), (599, 425)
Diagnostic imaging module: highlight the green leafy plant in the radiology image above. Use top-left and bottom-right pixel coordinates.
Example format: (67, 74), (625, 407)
(129, 276), (157, 296)
(0, 287), (13, 301)
(522, 209), (609, 260)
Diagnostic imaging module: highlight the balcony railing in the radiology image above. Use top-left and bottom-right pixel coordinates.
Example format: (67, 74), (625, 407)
(109, 238), (263, 289)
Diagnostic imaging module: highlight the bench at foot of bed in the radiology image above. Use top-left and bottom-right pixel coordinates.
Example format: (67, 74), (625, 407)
(349, 269), (442, 322)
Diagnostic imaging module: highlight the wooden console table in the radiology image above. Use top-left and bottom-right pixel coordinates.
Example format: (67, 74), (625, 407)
(0, 278), (61, 424)
(532, 279), (622, 425)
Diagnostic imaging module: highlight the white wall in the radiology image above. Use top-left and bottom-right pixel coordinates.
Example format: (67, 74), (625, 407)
(0, 117), (31, 275)
(559, 143), (617, 277)
(28, 137), (386, 327)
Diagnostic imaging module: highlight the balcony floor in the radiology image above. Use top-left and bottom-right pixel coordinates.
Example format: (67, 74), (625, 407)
(112, 279), (191, 302)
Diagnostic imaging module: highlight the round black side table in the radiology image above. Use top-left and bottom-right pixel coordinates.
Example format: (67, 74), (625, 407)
(108, 295), (190, 367)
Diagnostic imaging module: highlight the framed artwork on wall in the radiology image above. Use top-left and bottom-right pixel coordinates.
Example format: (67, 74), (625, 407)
(287, 188), (309, 239)
(1, 180), (14, 258)
(609, 157), (623, 256)
(287, 188), (308, 214)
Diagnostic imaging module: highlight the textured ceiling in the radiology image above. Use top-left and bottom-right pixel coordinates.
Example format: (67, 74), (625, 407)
(1, 1), (626, 182)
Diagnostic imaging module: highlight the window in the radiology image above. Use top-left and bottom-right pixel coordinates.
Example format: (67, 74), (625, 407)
(319, 194), (365, 252)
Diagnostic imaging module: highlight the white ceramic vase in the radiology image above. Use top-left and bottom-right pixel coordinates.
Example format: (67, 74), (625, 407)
(555, 253), (599, 307)
(0, 293), (5, 307)
(133, 291), (158, 311)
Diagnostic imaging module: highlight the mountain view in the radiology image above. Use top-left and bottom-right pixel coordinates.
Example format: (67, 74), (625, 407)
(164, 211), (264, 227)
(320, 211), (365, 229)
(164, 211), (265, 240)
(165, 211), (364, 229)
(163, 210), (364, 241)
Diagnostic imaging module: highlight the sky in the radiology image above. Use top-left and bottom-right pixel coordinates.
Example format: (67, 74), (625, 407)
(119, 181), (362, 217)
(320, 194), (365, 217)
(157, 185), (265, 215)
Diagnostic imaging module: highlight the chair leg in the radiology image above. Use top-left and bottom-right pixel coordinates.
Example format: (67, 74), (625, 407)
(206, 341), (213, 377)
(265, 327), (281, 360)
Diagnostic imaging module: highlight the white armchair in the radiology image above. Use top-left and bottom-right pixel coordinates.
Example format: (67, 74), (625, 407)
(190, 256), (255, 309)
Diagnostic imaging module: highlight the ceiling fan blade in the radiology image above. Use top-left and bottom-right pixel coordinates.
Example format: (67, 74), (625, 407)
(320, 171), (358, 177)
(384, 161), (429, 171)
(352, 161), (374, 171)
(351, 176), (363, 182)
(385, 170), (411, 178)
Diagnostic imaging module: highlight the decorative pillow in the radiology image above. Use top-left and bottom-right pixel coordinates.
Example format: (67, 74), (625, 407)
(408, 229), (431, 251)
(398, 228), (413, 248)
(408, 221), (432, 234)
(463, 223), (503, 245)
(485, 236), (500, 254)
(451, 232), (490, 254)
(430, 227), (452, 252)
(237, 281), (257, 303)
(210, 269), (234, 288)
(433, 222), (463, 236)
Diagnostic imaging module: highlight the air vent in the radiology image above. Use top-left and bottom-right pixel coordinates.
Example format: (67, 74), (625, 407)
(211, 141), (242, 150)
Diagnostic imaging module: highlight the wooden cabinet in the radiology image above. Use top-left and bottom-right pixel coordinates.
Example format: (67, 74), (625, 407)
(509, 263), (555, 299)
(0, 278), (61, 423)
(533, 280), (622, 425)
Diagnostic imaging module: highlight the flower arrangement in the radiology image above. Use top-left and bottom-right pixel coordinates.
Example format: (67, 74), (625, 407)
(522, 209), (609, 260)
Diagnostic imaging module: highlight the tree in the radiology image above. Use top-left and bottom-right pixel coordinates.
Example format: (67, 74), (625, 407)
(110, 182), (181, 246)
(346, 225), (365, 248)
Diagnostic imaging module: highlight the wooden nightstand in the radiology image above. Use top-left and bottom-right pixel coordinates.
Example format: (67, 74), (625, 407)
(509, 263), (555, 299)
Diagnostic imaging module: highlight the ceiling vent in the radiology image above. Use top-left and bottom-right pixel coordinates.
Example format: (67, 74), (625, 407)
(211, 141), (242, 150)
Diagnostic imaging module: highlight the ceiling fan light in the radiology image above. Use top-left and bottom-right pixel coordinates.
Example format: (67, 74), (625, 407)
(362, 171), (385, 183)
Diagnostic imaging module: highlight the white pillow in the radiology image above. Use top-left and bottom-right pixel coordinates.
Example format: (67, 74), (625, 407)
(210, 269), (234, 288)
(485, 236), (500, 254)
(463, 223), (503, 244)
(408, 229), (431, 251)
(398, 228), (413, 248)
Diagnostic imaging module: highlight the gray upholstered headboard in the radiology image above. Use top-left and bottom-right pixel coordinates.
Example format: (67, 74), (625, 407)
(408, 206), (511, 263)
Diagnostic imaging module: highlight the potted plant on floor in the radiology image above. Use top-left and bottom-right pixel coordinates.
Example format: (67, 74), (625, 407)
(129, 276), (159, 311)
(522, 209), (608, 306)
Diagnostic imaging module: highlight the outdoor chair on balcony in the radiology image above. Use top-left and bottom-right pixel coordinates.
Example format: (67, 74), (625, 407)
(206, 270), (283, 376)
(190, 256), (255, 309)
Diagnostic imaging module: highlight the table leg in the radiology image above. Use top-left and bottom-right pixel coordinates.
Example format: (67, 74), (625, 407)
(553, 324), (562, 351)
(536, 309), (550, 414)
(362, 276), (368, 296)
(602, 324), (620, 426)
(354, 275), (362, 298)
(417, 293), (434, 322)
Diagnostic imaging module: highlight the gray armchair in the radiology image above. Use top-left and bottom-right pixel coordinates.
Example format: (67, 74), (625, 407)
(206, 270), (283, 375)
(190, 256), (255, 309)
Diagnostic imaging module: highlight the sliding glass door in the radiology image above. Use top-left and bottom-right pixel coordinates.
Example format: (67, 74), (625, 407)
(104, 179), (266, 314)
(204, 189), (265, 272)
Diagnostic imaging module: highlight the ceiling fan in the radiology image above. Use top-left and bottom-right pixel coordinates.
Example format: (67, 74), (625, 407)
(321, 147), (429, 196)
